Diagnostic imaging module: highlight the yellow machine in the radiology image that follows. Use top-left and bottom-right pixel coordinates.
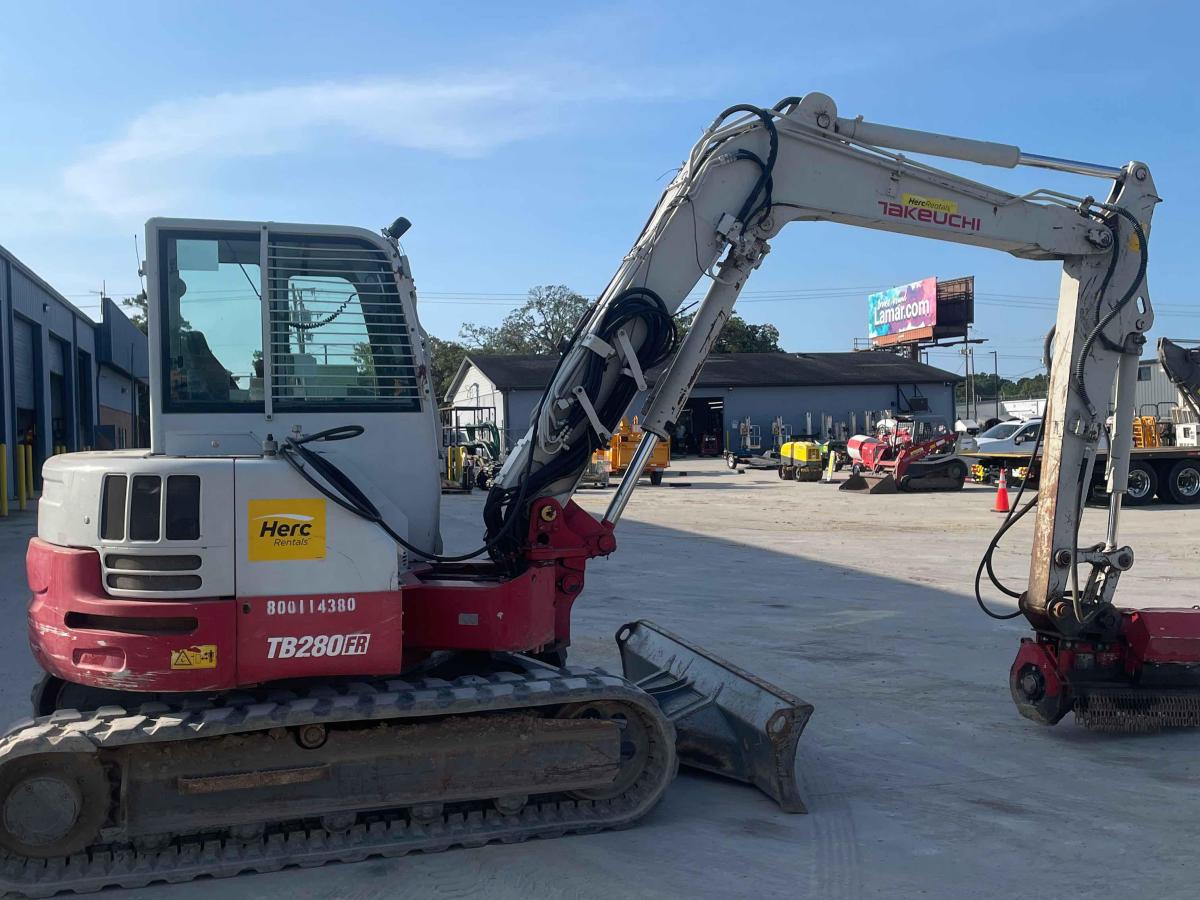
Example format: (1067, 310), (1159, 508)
(611, 417), (670, 485)
(1133, 415), (1162, 448)
(778, 440), (822, 481)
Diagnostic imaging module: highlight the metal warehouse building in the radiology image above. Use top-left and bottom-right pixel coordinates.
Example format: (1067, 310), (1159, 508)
(0, 245), (148, 499)
(446, 351), (961, 452)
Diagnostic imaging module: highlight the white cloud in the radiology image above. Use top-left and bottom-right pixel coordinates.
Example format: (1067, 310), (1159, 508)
(47, 68), (673, 220)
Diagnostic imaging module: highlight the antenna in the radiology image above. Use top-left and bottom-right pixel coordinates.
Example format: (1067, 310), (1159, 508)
(133, 234), (146, 294)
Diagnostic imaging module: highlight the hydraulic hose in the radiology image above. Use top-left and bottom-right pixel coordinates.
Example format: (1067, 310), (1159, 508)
(279, 425), (507, 563)
(1073, 206), (1148, 414)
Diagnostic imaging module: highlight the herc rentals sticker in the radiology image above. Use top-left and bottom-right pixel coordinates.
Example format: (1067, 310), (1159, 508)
(900, 193), (957, 214)
(248, 498), (326, 562)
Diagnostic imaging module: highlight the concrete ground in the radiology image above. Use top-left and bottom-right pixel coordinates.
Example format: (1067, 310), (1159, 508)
(2, 458), (1198, 898)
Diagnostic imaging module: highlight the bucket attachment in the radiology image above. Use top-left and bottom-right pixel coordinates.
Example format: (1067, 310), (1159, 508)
(838, 471), (898, 494)
(616, 619), (813, 812)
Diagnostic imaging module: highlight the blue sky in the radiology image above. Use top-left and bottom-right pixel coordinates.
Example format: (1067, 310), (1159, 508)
(0, 1), (1193, 379)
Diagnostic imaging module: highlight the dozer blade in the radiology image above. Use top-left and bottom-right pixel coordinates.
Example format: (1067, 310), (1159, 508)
(616, 619), (813, 812)
(838, 471), (898, 494)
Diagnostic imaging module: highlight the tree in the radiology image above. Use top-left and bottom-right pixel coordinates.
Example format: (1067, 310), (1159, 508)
(460, 285), (591, 355)
(678, 312), (783, 353)
(955, 371), (1048, 403)
(122, 290), (189, 334)
(121, 293), (148, 334)
(427, 336), (469, 401)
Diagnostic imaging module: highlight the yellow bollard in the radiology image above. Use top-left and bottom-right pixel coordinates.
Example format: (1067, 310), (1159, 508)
(16, 446), (26, 511)
(0, 444), (7, 517)
(821, 444), (838, 484)
(24, 444), (34, 497)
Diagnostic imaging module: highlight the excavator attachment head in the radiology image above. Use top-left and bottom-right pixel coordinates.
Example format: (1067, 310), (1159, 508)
(1159, 337), (1200, 419)
(616, 619), (813, 812)
(838, 471), (898, 494)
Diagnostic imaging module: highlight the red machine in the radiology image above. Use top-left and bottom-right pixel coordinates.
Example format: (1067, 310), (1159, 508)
(842, 413), (967, 493)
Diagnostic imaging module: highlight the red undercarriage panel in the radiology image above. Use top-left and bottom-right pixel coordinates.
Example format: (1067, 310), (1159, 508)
(27, 499), (615, 693)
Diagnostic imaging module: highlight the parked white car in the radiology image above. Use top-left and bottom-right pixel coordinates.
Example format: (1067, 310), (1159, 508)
(972, 418), (1043, 457)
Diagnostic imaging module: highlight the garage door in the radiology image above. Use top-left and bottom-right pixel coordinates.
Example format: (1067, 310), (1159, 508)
(13, 318), (34, 410)
(48, 338), (64, 376)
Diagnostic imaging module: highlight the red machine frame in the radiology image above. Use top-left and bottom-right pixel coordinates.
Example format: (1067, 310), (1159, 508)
(27, 498), (614, 694)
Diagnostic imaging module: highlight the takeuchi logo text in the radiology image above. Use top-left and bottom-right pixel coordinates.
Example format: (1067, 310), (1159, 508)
(878, 200), (981, 232)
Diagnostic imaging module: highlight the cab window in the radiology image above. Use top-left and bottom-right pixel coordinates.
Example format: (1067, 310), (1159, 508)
(267, 235), (420, 411)
(162, 233), (262, 410)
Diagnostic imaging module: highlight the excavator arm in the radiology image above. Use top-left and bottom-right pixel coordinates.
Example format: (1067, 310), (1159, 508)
(494, 92), (1173, 728)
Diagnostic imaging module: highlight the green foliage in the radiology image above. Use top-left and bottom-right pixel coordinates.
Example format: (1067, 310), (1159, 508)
(122, 290), (189, 334)
(121, 293), (148, 334)
(677, 312), (783, 353)
(957, 372), (1048, 402)
(428, 335), (469, 401)
(460, 285), (591, 355)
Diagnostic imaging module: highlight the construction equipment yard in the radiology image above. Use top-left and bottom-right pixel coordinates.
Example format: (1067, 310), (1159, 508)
(2, 458), (1195, 899)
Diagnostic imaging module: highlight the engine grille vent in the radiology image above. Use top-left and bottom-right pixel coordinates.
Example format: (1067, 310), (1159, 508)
(101, 474), (201, 545)
(99, 473), (204, 594)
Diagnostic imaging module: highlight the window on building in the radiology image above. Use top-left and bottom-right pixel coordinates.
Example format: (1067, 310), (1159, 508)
(162, 233), (262, 409)
(267, 235), (420, 410)
(1138, 365), (1152, 382)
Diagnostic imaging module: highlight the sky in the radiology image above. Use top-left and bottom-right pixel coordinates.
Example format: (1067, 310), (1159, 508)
(0, 1), (1194, 381)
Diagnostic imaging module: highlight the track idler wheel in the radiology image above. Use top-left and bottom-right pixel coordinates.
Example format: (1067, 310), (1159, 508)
(559, 701), (651, 800)
(0, 753), (109, 858)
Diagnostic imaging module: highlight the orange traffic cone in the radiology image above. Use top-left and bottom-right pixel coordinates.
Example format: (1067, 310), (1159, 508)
(992, 468), (1011, 514)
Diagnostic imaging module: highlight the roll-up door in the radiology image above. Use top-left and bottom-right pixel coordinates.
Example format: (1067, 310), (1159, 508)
(13, 318), (34, 410)
(48, 338), (64, 376)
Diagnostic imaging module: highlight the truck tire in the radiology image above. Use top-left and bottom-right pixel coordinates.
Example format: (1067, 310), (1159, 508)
(1124, 461), (1157, 506)
(948, 461), (967, 490)
(726, 454), (737, 470)
(1165, 459), (1200, 504)
(649, 470), (664, 486)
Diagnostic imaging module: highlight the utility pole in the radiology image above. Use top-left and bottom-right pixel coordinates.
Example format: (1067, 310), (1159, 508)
(962, 345), (977, 421)
(964, 348), (974, 427)
(990, 349), (999, 421)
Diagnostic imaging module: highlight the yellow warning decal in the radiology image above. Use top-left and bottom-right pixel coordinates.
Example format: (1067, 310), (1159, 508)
(171, 644), (218, 670)
(901, 193), (958, 214)
(248, 498), (326, 562)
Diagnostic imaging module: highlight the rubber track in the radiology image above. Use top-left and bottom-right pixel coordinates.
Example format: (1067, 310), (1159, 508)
(0, 663), (677, 898)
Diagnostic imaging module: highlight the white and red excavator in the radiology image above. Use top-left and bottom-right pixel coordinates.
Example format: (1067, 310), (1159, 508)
(0, 92), (1182, 895)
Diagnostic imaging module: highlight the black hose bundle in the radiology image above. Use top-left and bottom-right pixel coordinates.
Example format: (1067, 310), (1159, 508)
(278, 425), (499, 563)
(481, 287), (677, 564)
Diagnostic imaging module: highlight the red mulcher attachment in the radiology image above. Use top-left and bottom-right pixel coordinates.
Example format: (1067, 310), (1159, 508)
(1010, 608), (1200, 732)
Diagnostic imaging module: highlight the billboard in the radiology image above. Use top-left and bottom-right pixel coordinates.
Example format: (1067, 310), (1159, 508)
(868, 277), (937, 345)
